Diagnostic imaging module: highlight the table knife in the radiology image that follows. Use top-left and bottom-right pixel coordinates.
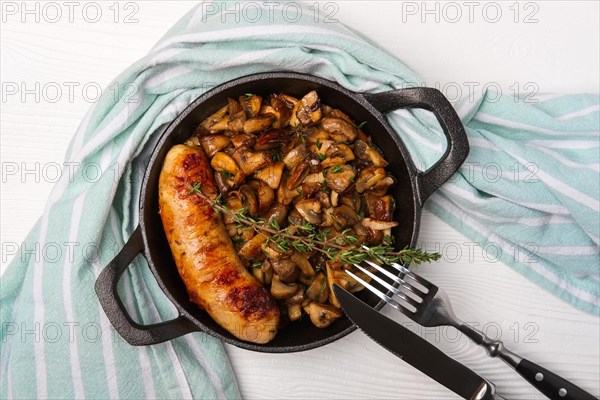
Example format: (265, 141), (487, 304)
(334, 285), (504, 400)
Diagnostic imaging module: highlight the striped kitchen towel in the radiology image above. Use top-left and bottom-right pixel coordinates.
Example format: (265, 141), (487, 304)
(1, 1), (598, 399)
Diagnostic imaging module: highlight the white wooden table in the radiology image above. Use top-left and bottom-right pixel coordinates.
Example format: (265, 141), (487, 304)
(2, 2), (598, 399)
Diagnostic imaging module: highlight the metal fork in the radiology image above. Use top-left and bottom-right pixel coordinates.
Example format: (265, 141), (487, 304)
(347, 257), (597, 400)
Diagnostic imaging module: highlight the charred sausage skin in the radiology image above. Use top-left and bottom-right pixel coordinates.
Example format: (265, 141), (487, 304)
(158, 143), (279, 344)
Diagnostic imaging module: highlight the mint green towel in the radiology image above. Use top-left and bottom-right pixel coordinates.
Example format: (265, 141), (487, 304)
(2, 2), (598, 399)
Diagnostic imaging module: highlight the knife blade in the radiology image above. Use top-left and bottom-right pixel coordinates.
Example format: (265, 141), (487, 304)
(334, 285), (501, 400)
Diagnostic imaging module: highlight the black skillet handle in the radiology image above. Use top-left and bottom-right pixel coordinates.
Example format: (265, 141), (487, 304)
(516, 358), (598, 400)
(363, 88), (469, 206)
(95, 226), (197, 345)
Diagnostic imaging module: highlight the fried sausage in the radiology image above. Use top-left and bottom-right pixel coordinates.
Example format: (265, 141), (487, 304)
(158, 143), (279, 344)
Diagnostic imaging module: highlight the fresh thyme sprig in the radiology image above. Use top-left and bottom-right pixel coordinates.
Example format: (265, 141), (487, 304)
(188, 182), (440, 266)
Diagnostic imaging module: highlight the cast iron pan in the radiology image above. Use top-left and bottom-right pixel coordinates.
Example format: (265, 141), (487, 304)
(95, 72), (468, 352)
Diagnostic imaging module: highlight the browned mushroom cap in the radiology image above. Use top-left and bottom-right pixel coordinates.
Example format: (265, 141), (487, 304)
(271, 257), (300, 283)
(260, 202), (288, 228)
(199, 135), (230, 158)
(295, 90), (322, 126)
(254, 128), (287, 151)
(355, 166), (386, 193)
(295, 198), (322, 225)
(283, 143), (308, 169)
(287, 161), (310, 190)
(282, 289), (305, 306)
(354, 139), (389, 167)
(227, 110), (247, 132)
(321, 117), (357, 142)
(320, 143), (355, 167)
(247, 179), (274, 214)
(238, 233), (268, 261)
(306, 126), (330, 144)
(325, 164), (356, 193)
(268, 95), (293, 128)
(239, 94), (262, 118)
(332, 205), (359, 231)
(365, 193), (393, 221)
(271, 275), (299, 299)
(243, 116), (274, 134)
(232, 146), (272, 175)
(301, 182), (322, 199)
(254, 161), (284, 189)
(305, 272), (328, 303)
(304, 302), (342, 328)
(230, 133), (256, 148)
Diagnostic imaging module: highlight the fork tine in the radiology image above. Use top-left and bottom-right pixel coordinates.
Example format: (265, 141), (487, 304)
(390, 262), (433, 291)
(363, 260), (426, 296)
(353, 264), (422, 309)
(345, 270), (412, 315)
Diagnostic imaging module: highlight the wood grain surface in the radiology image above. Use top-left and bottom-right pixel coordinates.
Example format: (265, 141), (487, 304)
(2, 2), (598, 399)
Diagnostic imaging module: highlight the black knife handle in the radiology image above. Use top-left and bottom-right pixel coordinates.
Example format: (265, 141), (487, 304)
(516, 359), (598, 400)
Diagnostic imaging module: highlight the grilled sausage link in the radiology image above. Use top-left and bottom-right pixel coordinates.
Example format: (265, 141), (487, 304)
(159, 143), (279, 344)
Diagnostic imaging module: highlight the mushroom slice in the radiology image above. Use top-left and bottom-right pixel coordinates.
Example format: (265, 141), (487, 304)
(361, 218), (398, 231)
(270, 276), (299, 299)
(287, 161), (310, 190)
(211, 152), (241, 175)
(230, 133), (256, 148)
(254, 128), (287, 151)
(279, 94), (299, 107)
(247, 180), (274, 214)
(277, 174), (302, 206)
(304, 302), (342, 328)
(321, 117), (357, 142)
(227, 97), (243, 115)
(271, 257), (299, 283)
(269, 95), (293, 128)
(291, 253), (315, 277)
(239, 94), (262, 118)
(283, 289), (306, 306)
(306, 127), (330, 144)
(295, 198), (322, 225)
(243, 116), (274, 134)
(305, 272), (328, 303)
(238, 184), (259, 216)
(227, 110), (247, 132)
(260, 202), (288, 228)
(200, 105), (228, 131)
(354, 139), (388, 167)
(301, 182), (322, 199)
(208, 116), (230, 133)
(287, 304), (303, 321)
(332, 205), (360, 231)
(326, 261), (344, 307)
(320, 143), (355, 167)
(232, 147), (272, 175)
(199, 135), (230, 158)
(325, 164), (356, 193)
(355, 166), (386, 193)
(283, 143), (308, 169)
(303, 172), (325, 185)
(308, 139), (333, 156)
(238, 233), (268, 261)
(295, 90), (322, 126)
(254, 161), (284, 189)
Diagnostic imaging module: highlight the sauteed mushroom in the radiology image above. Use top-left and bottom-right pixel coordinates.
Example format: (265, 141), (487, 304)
(196, 89), (401, 330)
